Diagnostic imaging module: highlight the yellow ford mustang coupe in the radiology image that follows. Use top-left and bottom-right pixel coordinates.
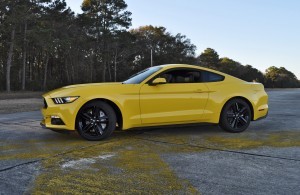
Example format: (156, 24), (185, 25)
(41, 64), (268, 140)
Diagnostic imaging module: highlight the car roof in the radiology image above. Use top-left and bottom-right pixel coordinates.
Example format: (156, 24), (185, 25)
(154, 64), (246, 83)
(155, 64), (226, 76)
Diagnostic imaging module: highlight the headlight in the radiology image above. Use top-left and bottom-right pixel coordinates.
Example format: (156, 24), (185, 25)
(52, 96), (79, 104)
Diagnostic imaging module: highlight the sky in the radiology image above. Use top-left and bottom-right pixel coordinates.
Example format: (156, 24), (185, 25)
(65, 0), (300, 79)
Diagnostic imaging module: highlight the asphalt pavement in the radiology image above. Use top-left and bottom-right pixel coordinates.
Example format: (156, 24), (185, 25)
(0, 89), (299, 194)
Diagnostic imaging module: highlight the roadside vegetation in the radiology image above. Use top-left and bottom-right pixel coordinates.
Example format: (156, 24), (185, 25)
(0, 0), (299, 92)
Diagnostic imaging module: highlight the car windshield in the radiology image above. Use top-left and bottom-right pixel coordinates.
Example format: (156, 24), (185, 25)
(123, 66), (162, 84)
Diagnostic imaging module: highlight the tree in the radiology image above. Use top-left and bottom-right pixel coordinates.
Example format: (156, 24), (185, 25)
(0, 2), (8, 91)
(109, 31), (136, 81)
(30, 0), (76, 90)
(1, 0), (22, 92)
(130, 25), (196, 72)
(265, 66), (299, 88)
(197, 48), (219, 69)
(0, 1), (299, 91)
(218, 57), (244, 77)
(20, 0), (40, 90)
(241, 65), (264, 83)
(81, 0), (132, 82)
(265, 66), (279, 88)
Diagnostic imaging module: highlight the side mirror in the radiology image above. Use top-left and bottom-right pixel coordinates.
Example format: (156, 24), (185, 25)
(151, 78), (167, 86)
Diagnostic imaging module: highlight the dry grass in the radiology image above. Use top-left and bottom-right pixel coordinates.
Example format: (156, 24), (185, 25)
(0, 91), (43, 100)
(0, 91), (43, 114)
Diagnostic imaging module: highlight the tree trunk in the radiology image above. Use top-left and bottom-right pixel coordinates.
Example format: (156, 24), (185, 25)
(114, 49), (117, 82)
(108, 62), (112, 81)
(90, 57), (94, 82)
(29, 48), (32, 81)
(65, 55), (70, 84)
(43, 54), (49, 91)
(6, 28), (16, 92)
(102, 57), (107, 82)
(22, 21), (28, 90)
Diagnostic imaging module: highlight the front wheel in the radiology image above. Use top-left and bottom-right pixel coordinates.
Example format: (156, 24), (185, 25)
(76, 101), (116, 141)
(219, 98), (252, 133)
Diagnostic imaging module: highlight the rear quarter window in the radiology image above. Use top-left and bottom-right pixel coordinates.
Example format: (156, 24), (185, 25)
(202, 71), (225, 82)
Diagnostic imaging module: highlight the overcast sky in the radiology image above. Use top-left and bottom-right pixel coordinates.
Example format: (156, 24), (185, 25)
(65, 0), (300, 78)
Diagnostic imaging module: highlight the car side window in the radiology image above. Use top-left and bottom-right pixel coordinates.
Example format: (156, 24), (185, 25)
(158, 69), (202, 84)
(155, 68), (224, 84)
(202, 71), (225, 82)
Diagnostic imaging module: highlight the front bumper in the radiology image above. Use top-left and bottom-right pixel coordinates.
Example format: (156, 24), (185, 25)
(40, 120), (72, 134)
(41, 97), (78, 131)
(40, 120), (46, 128)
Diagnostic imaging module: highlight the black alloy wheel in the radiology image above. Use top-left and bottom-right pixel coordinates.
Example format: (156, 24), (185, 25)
(76, 101), (116, 141)
(219, 98), (251, 133)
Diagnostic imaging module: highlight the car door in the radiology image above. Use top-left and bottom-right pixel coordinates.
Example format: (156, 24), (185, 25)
(139, 68), (209, 125)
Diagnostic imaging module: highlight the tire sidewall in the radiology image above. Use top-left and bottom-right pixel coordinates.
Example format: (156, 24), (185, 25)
(76, 101), (116, 141)
(220, 98), (252, 133)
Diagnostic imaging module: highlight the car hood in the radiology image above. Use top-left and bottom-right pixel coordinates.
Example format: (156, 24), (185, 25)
(62, 82), (122, 89)
(43, 82), (124, 98)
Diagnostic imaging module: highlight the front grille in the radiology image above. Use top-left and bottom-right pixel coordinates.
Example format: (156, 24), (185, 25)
(43, 98), (48, 109)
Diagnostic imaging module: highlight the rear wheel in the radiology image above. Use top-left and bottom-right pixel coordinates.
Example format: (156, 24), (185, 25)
(76, 101), (116, 141)
(219, 98), (251, 133)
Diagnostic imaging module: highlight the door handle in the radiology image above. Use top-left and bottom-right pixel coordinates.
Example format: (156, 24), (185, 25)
(194, 89), (203, 93)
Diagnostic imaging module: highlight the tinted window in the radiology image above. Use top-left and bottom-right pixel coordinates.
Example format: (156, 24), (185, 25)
(202, 71), (225, 82)
(153, 68), (224, 84)
(123, 66), (162, 84)
(156, 69), (202, 83)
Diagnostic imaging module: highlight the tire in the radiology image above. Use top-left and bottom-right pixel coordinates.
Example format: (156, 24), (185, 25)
(76, 101), (116, 141)
(219, 98), (252, 133)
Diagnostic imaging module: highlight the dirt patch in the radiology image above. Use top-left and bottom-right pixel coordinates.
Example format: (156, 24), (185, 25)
(0, 91), (43, 114)
(0, 91), (43, 100)
(0, 98), (43, 114)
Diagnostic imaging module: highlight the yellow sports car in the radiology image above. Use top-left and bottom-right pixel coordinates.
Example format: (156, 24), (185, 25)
(41, 64), (268, 140)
